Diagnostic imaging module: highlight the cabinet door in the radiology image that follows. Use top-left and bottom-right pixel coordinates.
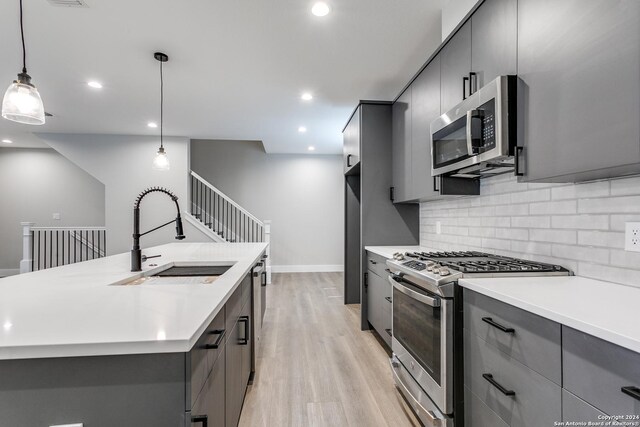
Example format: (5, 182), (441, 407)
(392, 88), (412, 202)
(240, 300), (252, 391)
(366, 272), (381, 331)
(343, 107), (361, 174)
(471, 0), (517, 88)
(225, 322), (243, 427)
(191, 351), (226, 427)
(440, 21), (472, 113)
(518, 0), (640, 182)
(411, 56), (442, 201)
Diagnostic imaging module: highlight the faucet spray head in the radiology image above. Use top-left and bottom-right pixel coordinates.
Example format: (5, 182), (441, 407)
(175, 214), (185, 240)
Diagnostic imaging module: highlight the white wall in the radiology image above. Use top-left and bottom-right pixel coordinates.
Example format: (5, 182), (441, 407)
(441, 0), (482, 41)
(191, 140), (344, 271)
(0, 148), (105, 272)
(421, 173), (640, 288)
(38, 134), (210, 256)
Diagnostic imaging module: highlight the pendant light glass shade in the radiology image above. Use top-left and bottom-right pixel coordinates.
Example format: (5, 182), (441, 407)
(152, 147), (170, 171)
(3, 0), (45, 126)
(2, 73), (45, 125)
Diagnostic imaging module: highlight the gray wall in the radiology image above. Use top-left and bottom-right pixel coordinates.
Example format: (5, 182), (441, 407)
(421, 173), (640, 288)
(0, 148), (105, 272)
(38, 134), (210, 257)
(191, 140), (344, 270)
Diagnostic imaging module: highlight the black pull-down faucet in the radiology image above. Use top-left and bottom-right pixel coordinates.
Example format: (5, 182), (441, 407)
(131, 187), (185, 272)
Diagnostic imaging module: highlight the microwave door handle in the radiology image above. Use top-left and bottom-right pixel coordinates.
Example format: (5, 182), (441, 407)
(388, 275), (441, 308)
(466, 110), (474, 156)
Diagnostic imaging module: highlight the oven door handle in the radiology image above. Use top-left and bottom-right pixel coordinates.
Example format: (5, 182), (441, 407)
(388, 275), (441, 308)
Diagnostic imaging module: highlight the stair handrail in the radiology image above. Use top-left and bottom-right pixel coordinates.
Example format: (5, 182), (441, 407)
(190, 171), (264, 227)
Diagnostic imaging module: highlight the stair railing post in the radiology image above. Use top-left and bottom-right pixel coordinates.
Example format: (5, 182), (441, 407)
(264, 220), (272, 284)
(20, 222), (35, 274)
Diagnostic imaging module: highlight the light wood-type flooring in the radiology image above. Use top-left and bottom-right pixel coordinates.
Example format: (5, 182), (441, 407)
(239, 272), (420, 427)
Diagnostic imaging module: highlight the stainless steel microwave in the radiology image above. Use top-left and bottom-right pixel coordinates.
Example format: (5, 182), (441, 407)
(430, 75), (521, 178)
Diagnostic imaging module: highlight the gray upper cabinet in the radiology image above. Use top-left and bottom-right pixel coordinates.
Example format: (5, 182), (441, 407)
(411, 56), (442, 201)
(518, 0), (640, 182)
(343, 108), (361, 175)
(440, 21), (472, 113)
(471, 0), (517, 88)
(392, 89), (412, 202)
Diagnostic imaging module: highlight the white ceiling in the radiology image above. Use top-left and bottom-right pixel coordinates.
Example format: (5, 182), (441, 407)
(0, 0), (443, 154)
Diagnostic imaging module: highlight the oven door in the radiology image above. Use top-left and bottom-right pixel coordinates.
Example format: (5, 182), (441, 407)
(390, 274), (454, 415)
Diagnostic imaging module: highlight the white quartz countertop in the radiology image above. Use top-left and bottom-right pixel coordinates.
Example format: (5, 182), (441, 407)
(365, 246), (426, 259)
(0, 242), (267, 360)
(459, 276), (640, 354)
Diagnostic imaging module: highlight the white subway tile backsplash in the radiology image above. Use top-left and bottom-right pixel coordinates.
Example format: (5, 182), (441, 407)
(578, 196), (640, 213)
(530, 229), (577, 244)
(420, 174), (640, 288)
(529, 200), (577, 215)
(551, 180), (610, 200)
(577, 231), (624, 249)
(551, 215), (609, 230)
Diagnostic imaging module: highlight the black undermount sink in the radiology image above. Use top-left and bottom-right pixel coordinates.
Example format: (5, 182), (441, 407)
(152, 265), (233, 277)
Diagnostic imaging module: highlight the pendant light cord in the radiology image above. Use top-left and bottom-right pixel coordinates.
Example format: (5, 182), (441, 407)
(160, 60), (164, 149)
(20, 0), (27, 73)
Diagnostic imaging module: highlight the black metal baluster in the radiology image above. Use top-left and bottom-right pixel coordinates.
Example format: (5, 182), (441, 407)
(92, 230), (96, 259)
(61, 230), (64, 266)
(85, 230), (89, 261)
(67, 230), (71, 265)
(30, 230), (34, 272)
(49, 230), (52, 268)
(56, 230), (60, 266)
(97, 229), (100, 259)
(103, 230), (106, 256)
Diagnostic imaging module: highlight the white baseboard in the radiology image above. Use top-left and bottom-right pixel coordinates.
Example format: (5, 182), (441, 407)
(0, 269), (19, 277)
(271, 265), (344, 273)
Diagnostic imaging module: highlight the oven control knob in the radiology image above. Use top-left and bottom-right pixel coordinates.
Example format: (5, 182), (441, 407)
(439, 268), (451, 276)
(432, 267), (440, 275)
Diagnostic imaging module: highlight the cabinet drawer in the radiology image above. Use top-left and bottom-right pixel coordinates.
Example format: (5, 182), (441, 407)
(366, 252), (388, 278)
(190, 349), (226, 427)
(562, 389), (608, 423)
(225, 280), (244, 333)
(380, 294), (392, 347)
(189, 306), (226, 410)
(464, 330), (562, 426)
(464, 386), (509, 427)
(464, 289), (561, 384)
(563, 327), (640, 416)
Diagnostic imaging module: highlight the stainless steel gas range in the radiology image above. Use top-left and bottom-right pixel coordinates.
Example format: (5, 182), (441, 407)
(386, 251), (571, 427)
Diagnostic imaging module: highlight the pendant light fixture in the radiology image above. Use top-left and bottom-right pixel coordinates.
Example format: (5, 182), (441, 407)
(152, 52), (170, 171)
(2, 0), (45, 125)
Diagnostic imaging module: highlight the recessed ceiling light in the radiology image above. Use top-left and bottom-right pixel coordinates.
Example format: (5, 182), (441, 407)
(147, 122), (158, 128)
(311, 2), (330, 17)
(308, 146), (316, 151)
(301, 92), (313, 101)
(298, 126), (307, 133)
(87, 81), (103, 89)
(2, 139), (13, 144)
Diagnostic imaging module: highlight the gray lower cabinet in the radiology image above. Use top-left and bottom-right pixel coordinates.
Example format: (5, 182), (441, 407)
(0, 275), (254, 427)
(440, 21), (471, 113)
(470, 0), (517, 88)
(464, 386), (509, 427)
(518, 0), (640, 182)
(191, 348), (226, 427)
(562, 389), (607, 423)
(392, 89), (412, 202)
(366, 252), (392, 347)
(464, 329), (562, 426)
(563, 326), (640, 417)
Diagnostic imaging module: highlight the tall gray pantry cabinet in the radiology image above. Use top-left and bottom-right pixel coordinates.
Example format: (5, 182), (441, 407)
(343, 101), (419, 330)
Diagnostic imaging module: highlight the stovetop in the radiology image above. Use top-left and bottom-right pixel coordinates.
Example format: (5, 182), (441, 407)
(386, 250), (572, 297)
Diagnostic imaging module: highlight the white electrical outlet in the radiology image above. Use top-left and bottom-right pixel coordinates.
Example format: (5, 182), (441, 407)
(52, 213), (61, 220)
(436, 221), (442, 235)
(625, 222), (640, 252)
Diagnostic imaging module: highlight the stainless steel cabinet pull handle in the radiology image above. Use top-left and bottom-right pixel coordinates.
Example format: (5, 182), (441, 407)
(621, 386), (640, 402)
(483, 373), (515, 396)
(482, 317), (515, 333)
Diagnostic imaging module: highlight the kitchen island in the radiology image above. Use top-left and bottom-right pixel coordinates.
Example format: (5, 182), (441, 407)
(0, 242), (267, 427)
